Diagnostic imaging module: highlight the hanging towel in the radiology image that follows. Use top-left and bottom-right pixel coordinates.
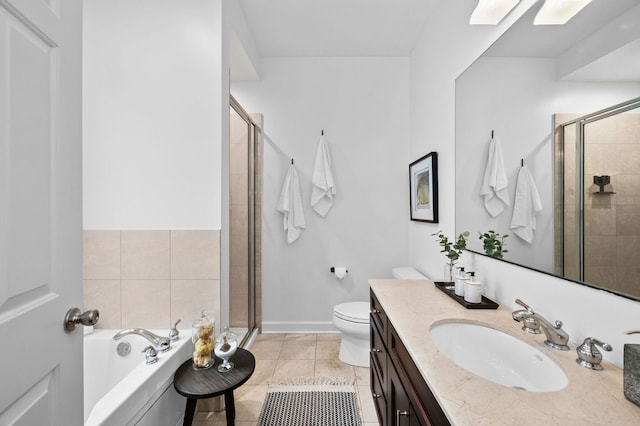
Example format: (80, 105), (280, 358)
(277, 164), (306, 244)
(480, 136), (510, 217)
(510, 164), (542, 244)
(311, 135), (336, 217)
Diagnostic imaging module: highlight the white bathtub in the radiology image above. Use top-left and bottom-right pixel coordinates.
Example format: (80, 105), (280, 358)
(84, 329), (192, 426)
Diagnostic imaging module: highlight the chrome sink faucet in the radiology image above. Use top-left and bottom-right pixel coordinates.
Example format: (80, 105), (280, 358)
(113, 328), (171, 353)
(512, 299), (570, 351)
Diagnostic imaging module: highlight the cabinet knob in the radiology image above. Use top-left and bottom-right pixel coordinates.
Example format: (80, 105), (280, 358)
(371, 348), (381, 353)
(372, 393), (381, 398)
(371, 309), (380, 314)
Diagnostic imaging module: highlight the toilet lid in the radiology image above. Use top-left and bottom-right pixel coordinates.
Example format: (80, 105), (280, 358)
(334, 302), (369, 324)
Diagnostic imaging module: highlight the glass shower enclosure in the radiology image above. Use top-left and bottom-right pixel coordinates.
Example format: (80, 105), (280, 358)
(556, 97), (640, 299)
(229, 96), (262, 344)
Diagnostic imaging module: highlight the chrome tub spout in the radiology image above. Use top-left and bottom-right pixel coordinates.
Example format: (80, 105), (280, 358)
(113, 328), (171, 353)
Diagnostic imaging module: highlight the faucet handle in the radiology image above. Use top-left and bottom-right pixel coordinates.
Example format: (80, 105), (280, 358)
(626, 330), (640, 335)
(522, 317), (542, 334)
(576, 337), (612, 371)
(515, 298), (534, 313)
(142, 345), (159, 365)
(169, 319), (181, 341)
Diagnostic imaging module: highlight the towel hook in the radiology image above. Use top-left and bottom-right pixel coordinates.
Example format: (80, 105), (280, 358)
(321, 130), (324, 136)
(491, 130), (494, 138)
(291, 158), (294, 165)
(521, 158), (524, 166)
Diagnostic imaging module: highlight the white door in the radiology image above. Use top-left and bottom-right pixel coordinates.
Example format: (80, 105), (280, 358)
(0, 0), (83, 425)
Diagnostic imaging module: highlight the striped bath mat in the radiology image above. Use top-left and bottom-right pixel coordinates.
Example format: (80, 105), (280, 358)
(258, 378), (362, 426)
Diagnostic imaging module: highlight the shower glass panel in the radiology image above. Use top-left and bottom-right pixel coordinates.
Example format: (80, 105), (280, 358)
(558, 97), (640, 299)
(229, 96), (262, 345)
(582, 102), (640, 297)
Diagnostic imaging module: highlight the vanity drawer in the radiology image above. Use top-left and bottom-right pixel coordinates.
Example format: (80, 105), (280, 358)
(370, 356), (387, 424)
(370, 318), (387, 387)
(370, 289), (388, 341)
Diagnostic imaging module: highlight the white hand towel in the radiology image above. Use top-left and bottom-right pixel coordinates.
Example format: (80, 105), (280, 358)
(277, 164), (306, 244)
(311, 135), (336, 217)
(480, 136), (510, 217)
(510, 165), (542, 244)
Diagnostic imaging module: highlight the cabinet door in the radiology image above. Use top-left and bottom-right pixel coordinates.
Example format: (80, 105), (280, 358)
(389, 324), (449, 426)
(388, 364), (426, 426)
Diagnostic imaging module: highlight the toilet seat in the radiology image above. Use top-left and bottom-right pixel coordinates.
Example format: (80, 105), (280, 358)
(334, 302), (369, 324)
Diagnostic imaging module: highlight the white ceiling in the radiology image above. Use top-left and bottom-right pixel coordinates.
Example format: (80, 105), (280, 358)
(237, 0), (439, 57)
(484, 0), (639, 57)
(482, 0), (640, 81)
(236, 0), (640, 81)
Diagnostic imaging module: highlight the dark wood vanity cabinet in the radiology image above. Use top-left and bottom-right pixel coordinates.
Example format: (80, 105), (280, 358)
(370, 290), (450, 426)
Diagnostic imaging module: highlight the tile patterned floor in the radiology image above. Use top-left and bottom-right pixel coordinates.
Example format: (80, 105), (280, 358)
(192, 333), (380, 426)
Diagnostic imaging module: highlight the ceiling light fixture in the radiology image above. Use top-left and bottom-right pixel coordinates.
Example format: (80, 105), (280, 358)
(534, 0), (592, 25)
(470, 0), (520, 25)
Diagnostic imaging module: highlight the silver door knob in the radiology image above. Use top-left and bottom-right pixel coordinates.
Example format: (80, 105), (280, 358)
(64, 307), (99, 333)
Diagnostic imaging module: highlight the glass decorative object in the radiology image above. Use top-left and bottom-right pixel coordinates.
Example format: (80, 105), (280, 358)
(192, 311), (215, 370)
(214, 326), (238, 372)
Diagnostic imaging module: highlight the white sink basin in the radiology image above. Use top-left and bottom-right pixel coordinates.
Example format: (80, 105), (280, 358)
(430, 320), (568, 392)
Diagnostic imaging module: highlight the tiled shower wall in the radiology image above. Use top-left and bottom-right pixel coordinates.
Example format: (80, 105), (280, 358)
(83, 230), (220, 330)
(583, 113), (640, 296)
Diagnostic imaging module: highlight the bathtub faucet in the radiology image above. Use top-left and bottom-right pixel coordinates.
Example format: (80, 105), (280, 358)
(113, 328), (171, 353)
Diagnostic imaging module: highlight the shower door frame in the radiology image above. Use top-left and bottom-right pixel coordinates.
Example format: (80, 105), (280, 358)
(558, 96), (640, 284)
(229, 95), (262, 345)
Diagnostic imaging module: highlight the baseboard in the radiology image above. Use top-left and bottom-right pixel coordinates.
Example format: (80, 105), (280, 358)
(262, 321), (338, 334)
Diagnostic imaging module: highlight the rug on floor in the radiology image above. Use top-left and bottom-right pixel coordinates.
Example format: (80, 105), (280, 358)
(258, 377), (362, 426)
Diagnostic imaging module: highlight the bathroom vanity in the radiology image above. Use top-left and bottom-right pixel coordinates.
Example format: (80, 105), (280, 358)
(370, 289), (449, 425)
(369, 279), (640, 425)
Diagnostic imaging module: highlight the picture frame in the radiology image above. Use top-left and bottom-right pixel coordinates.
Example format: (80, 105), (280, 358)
(409, 152), (438, 223)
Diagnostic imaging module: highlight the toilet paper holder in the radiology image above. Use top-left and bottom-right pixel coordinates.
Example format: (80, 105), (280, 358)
(330, 267), (348, 274)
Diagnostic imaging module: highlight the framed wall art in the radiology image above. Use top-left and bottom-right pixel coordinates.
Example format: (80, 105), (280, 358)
(409, 152), (438, 223)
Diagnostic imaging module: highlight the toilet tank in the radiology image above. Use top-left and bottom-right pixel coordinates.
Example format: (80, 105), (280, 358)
(392, 267), (428, 280)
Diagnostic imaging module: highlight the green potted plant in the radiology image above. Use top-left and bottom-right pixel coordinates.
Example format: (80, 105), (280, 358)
(479, 230), (508, 259)
(432, 230), (469, 283)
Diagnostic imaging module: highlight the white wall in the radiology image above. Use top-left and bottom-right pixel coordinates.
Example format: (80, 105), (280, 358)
(408, 0), (533, 280)
(83, 0), (223, 230)
(456, 56), (640, 273)
(232, 57), (411, 332)
(409, 1), (640, 368)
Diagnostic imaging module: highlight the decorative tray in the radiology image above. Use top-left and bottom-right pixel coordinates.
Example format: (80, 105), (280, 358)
(434, 282), (499, 309)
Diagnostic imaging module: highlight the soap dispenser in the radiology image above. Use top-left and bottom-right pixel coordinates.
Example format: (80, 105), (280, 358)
(464, 272), (482, 304)
(454, 267), (469, 297)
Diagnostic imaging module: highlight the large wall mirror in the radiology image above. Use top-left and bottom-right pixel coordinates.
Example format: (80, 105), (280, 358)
(455, 0), (640, 300)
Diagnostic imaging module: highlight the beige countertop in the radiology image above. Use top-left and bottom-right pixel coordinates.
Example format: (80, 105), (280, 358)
(369, 279), (640, 425)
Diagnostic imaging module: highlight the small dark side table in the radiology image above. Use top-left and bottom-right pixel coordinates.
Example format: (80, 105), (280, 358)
(173, 348), (256, 426)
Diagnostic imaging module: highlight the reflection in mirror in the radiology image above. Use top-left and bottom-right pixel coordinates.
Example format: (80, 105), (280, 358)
(455, 0), (640, 300)
(556, 98), (640, 298)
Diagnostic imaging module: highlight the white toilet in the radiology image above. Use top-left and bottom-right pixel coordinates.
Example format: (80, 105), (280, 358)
(332, 267), (427, 367)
